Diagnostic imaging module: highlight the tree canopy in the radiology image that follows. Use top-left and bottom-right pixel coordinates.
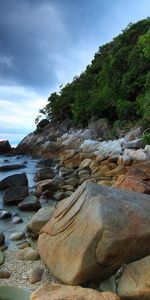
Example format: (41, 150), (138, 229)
(38, 18), (150, 127)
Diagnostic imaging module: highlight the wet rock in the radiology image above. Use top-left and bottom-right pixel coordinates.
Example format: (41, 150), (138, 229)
(16, 247), (40, 261)
(11, 216), (23, 224)
(30, 283), (120, 300)
(0, 210), (12, 219)
(18, 194), (41, 211)
(0, 232), (5, 245)
(0, 271), (10, 279)
(28, 267), (44, 284)
(10, 232), (25, 241)
(0, 173), (28, 190)
(27, 206), (55, 235)
(0, 164), (26, 171)
(34, 168), (54, 181)
(36, 159), (54, 168)
(38, 182), (150, 285)
(3, 186), (29, 204)
(0, 140), (11, 153)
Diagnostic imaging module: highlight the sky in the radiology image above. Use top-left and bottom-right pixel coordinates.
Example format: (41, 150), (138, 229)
(0, 0), (150, 146)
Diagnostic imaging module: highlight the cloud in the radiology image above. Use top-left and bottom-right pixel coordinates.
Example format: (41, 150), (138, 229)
(0, 85), (47, 145)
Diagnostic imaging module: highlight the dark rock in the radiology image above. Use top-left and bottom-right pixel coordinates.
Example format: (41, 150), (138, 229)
(28, 267), (44, 284)
(0, 210), (12, 219)
(11, 216), (23, 224)
(36, 159), (54, 168)
(0, 164), (26, 171)
(0, 140), (11, 153)
(0, 271), (10, 278)
(18, 194), (41, 211)
(0, 232), (5, 245)
(34, 168), (54, 182)
(3, 186), (29, 205)
(0, 173), (28, 190)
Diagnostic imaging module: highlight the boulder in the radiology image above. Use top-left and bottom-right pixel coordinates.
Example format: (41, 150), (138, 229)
(18, 194), (41, 211)
(27, 206), (55, 235)
(34, 168), (54, 182)
(3, 186), (29, 205)
(30, 283), (120, 300)
(123, 149), (149, 162)
(101, 255), (150, 299)
(28, 267), (44, 284)
(16, 247), (40, 261)
(113, 168), (150, 194)
(0, 173), (28, 190)
(122, 139), (142, 150)
(35, 179), (60, 196)
(118, 255), (150, 299)
(80, 140), (99, 153)
(0, 140), (11, 153)
(38, 182), (150, 285)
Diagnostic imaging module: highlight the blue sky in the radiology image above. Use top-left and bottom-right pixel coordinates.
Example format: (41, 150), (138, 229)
(0, 0), (150, 146)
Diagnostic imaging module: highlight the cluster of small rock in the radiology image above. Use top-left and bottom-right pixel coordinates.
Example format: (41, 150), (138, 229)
(1, 126), (150, 299)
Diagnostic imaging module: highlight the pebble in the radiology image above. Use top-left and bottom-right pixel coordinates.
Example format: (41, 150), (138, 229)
(28, 267), (44, 284)
(0, 210), (11, 219)
(0, 271), (10, 279)
(0, 232), (5, 245)
(11, 216), (23, 224)
(0, 250), (4, 265)
(16, 247), (40, 261)
(17, 241), (31, 249)
(10, 232), (25, 241)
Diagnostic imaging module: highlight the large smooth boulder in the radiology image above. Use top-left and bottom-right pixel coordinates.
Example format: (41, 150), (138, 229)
(3, 186), (29, 204)
(38, 182), (150, 285)
(27, 206), (55, 235)
(0, 140), (11, 153)
(30, 283), (120, 300)
(0, 173), (28, 190)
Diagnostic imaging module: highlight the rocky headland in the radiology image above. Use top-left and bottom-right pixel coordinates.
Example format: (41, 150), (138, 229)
(0, 121), (150, 299)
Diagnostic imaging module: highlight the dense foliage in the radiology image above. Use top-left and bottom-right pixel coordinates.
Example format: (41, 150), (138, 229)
(39, 18), (150, 127)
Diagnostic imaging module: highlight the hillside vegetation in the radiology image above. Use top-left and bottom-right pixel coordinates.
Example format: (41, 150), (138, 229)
(38, 18), (150, 129)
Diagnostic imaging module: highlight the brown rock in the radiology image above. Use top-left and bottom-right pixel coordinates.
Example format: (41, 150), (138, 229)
(0, 271), (10, 279)
(28, 267), (44, 284)
(30, 283), (120, 300)
(27, 206), (55, 235)
(35, 179), (58, 196)
(118, 255), (150, 299)
(38, 183), (150, 285)
(113, 175), (150, 194)
(16, 247), (40, 261)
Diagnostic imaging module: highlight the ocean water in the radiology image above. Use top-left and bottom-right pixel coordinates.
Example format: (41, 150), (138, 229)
(0, 154), (40, 249)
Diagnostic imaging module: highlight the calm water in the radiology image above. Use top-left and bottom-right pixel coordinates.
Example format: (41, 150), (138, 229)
(0, 154), (40, 249)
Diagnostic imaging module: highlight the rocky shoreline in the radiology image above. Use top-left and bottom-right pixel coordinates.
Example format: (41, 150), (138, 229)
(0, 124), (150, 299)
